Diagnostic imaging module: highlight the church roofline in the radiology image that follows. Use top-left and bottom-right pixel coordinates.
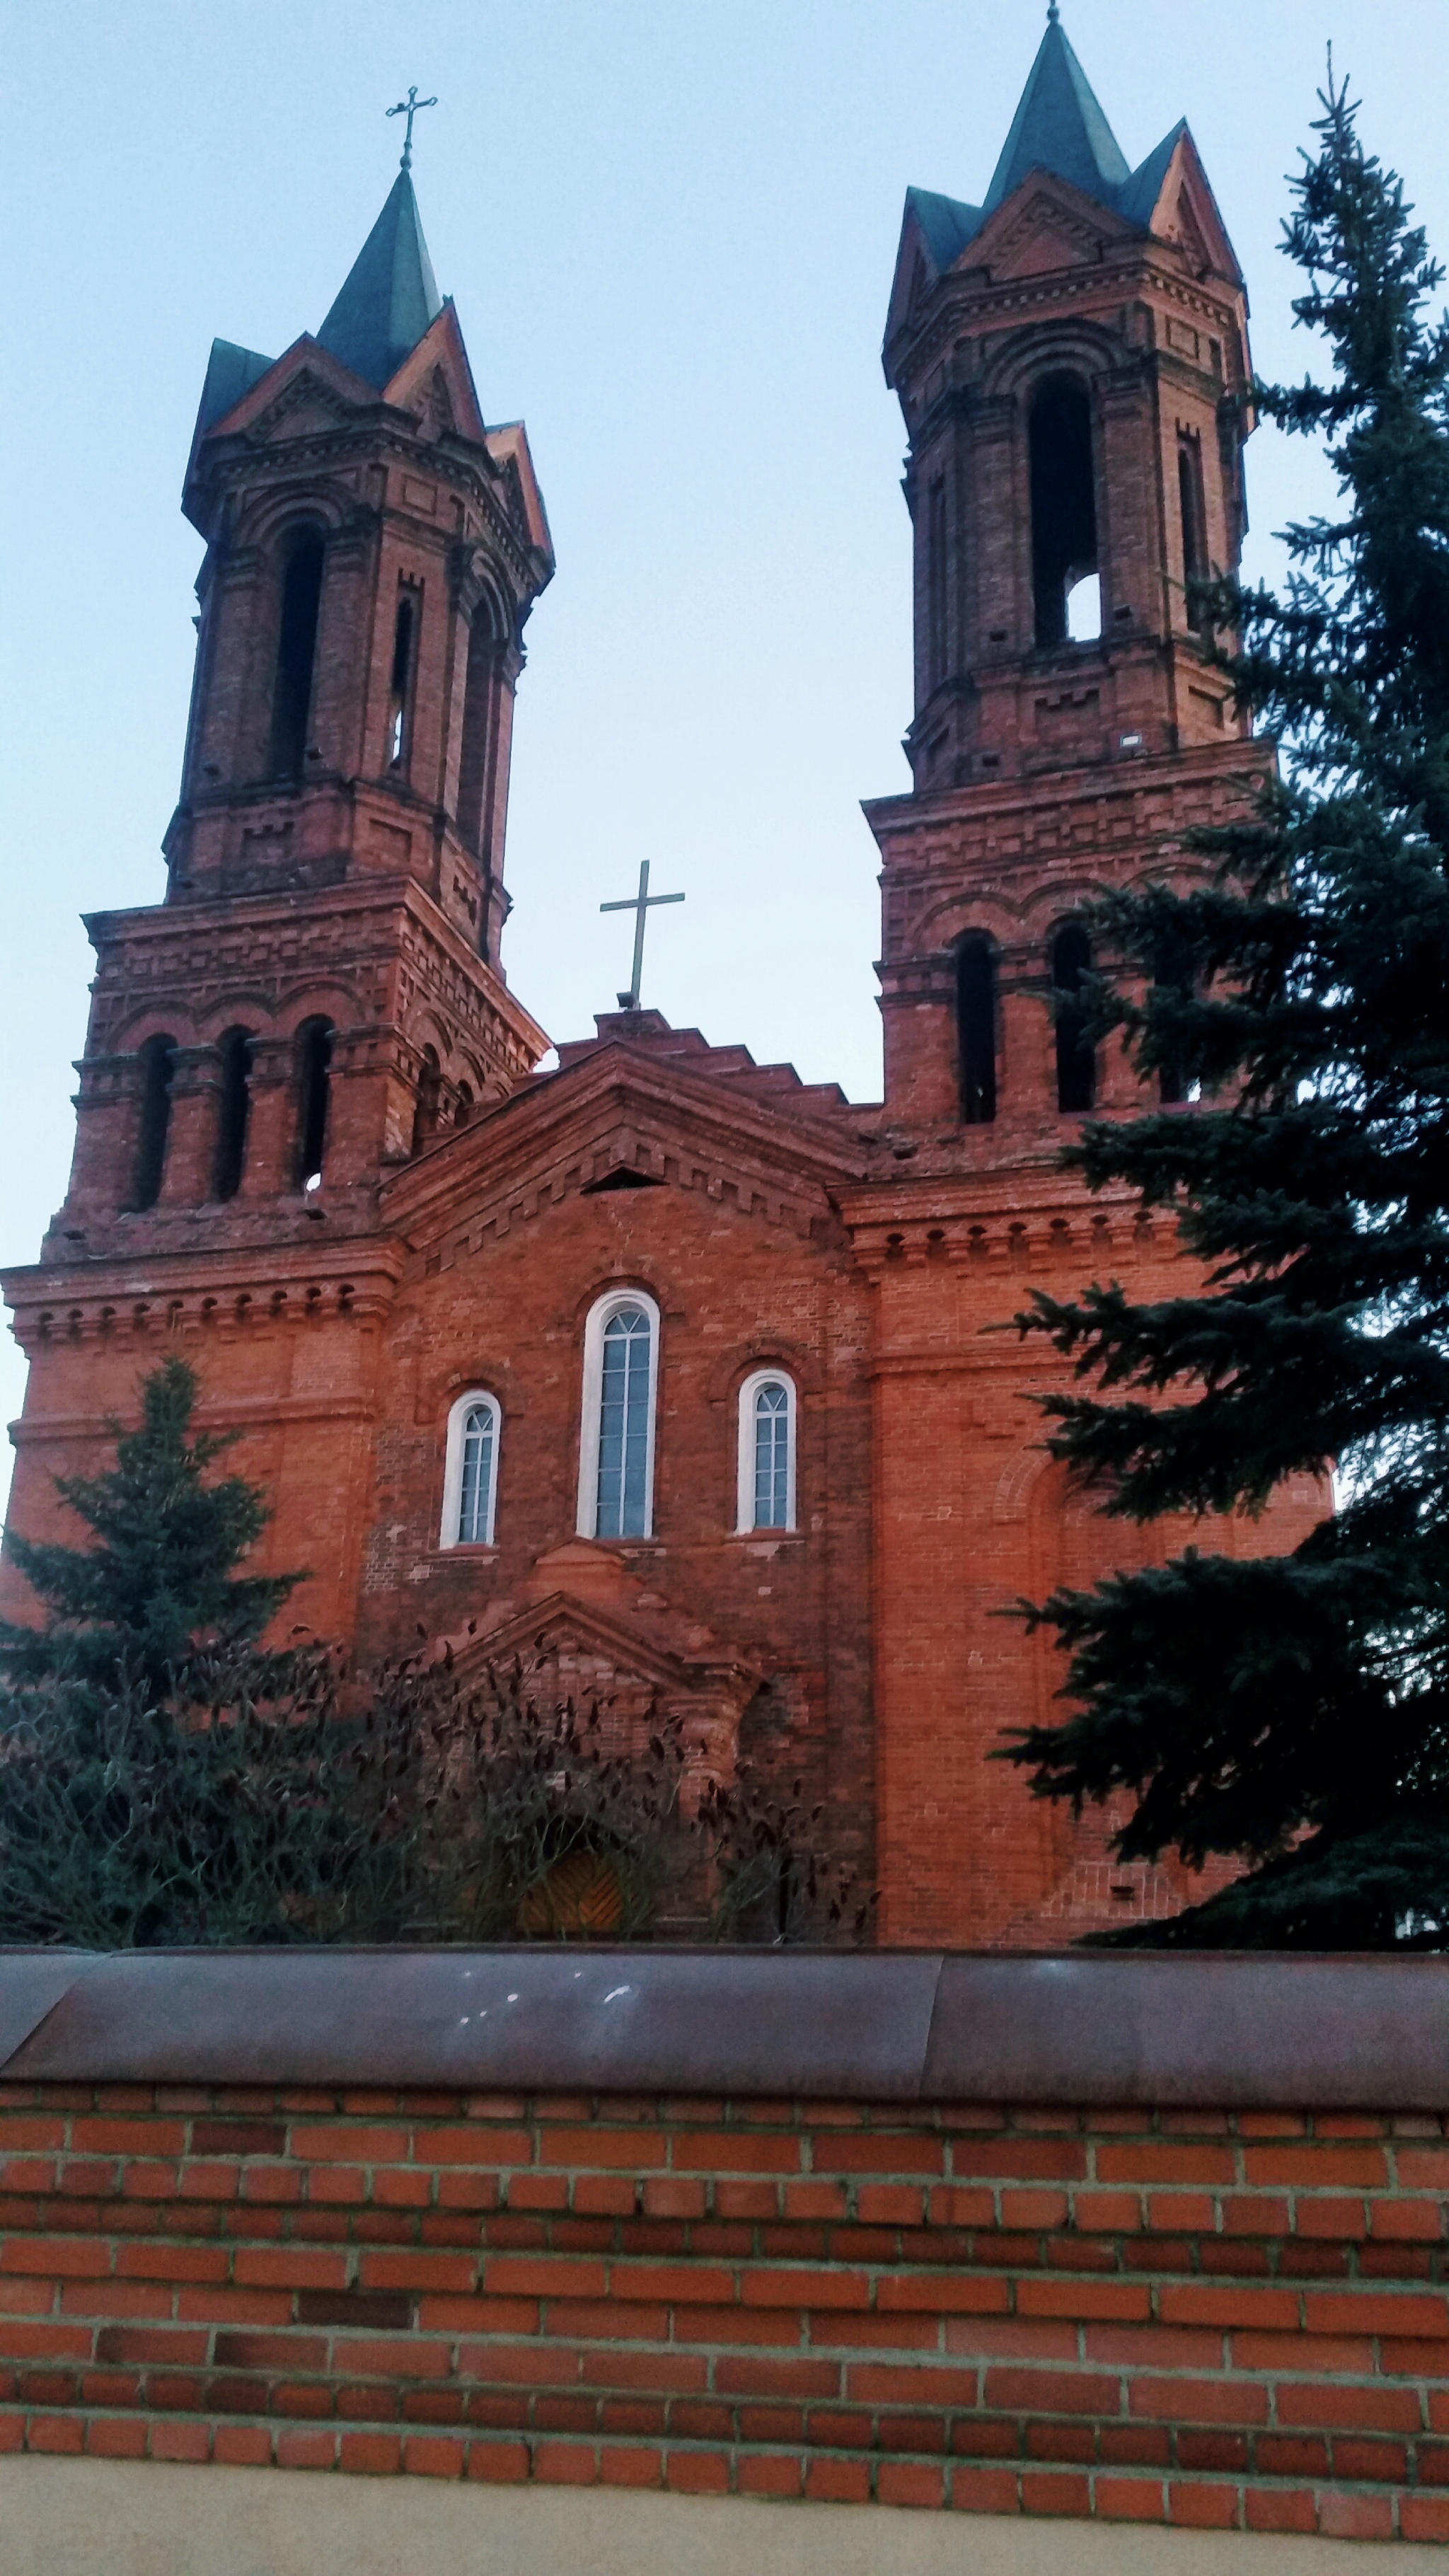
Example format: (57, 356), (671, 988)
(376, 1034), (868, 1249)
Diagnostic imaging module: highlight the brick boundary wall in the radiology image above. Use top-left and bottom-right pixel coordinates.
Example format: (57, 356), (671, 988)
(2, 2082), (1448, 2544)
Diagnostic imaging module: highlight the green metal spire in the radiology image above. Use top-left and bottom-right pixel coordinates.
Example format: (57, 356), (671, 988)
(317, 168), (443, 391)
(982, 10), (1130, 215)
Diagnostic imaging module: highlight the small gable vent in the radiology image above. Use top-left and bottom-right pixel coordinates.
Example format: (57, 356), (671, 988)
(582, 1166), (663, 1196)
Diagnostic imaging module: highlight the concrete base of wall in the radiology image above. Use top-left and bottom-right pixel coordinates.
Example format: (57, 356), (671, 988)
(1, 2460), (1436, 2576)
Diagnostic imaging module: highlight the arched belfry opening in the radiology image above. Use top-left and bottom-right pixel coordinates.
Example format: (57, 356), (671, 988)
(1029, 379), (1099, 648)
(1178, 432), (1210, 632)
(212, 1027), (254, 1201)
(132, 1036), (178, 1211)
(955, 934), (998, 1126)
(294, 1017), (333, 1190)
(270, 529), (325, 780)
(410, 1045), (441, 1155)
(387, 591), (417, 771)
(457, 604), (500, 860)
(1051, 921), (1097, 1114)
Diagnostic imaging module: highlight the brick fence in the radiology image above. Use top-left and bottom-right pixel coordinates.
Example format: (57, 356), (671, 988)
(2, 2079), (1448, 2543)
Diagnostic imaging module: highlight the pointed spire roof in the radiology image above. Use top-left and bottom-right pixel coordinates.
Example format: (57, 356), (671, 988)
(983, 7), (1130, 216)
(317, 168), (443, 391)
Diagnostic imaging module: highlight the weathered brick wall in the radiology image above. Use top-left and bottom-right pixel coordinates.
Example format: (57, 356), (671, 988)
(1, 2084), (1445, 2543)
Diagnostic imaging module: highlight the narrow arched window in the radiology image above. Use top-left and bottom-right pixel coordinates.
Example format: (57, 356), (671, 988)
(270, 530), (325, 779)
(388, 593), (417, 770)
(1051, 922), (1096, 1114)
(440, 1390), (501, 1548)
(1155, 971), (1201, 1107)
(212, 1026), (254, 1201)
(927, 478), (948, 686)
(1178, 432), (1209, 633)
(1029, 379), (1099, 649)
(456, 606), (500, 868)
(410, 1044), (441, 1156)
(454, 1080), (475, 1128)
(132, 1034), (178, 1211)
(294, 1017), (333, 1190)
(577, 1289), (660, 1542)
(737, 1371), (797, 1534)
(956, 934), (998, 1126)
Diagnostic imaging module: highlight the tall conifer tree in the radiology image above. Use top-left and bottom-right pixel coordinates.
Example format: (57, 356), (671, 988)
(1005, 77), (1449, 1946)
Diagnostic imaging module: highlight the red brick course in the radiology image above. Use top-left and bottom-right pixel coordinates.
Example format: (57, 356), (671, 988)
(1, 2084), (1445, 2538)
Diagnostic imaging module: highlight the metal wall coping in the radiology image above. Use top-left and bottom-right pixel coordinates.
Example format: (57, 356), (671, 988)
(0, 1948), (1445, 2106)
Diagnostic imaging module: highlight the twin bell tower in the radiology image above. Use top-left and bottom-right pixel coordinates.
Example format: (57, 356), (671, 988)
(57, 130), (553, 1252)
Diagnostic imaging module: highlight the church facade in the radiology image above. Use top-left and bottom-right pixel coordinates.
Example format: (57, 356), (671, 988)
(0, 18), (1323, 1946)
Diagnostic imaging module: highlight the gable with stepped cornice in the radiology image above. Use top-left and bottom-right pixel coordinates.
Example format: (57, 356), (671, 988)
(379, 1024), (869, 1266)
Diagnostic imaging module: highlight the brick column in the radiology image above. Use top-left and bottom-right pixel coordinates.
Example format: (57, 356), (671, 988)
(879, 959), (959, 1124)
(235, 1036), (297, 1199)
(998, 980), (1052, 1126)
(158, 1045), (222, 1205)
(59, 1053), (144, 1224)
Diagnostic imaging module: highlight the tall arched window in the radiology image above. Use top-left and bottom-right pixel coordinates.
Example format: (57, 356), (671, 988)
(270, 529), (325, 779)
(132, 1034), (178, 1211)
(410, 1044), (441, 1155)
(927, 478), (948, 686)
(294, 1017), (333, 1190)
(1155, 971), (1201, 1107)
(388, 591), (417, 771)
(737, 1370), (797, 1534)
(212, 1026), (254, 1201)
(956, 933), (998, 1126)
(1051, 921), (1096, 1114)
(577, 1288), (661, 1542)
(456, 606), (500, 862)
(1178, 432), (1209, 633)
(439, 1390), (502, 1548)
(1029, 379), (1099, 648)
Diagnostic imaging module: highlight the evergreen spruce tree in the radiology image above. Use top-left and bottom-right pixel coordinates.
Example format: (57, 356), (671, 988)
(0, 1356), (343, 1946)
(0, 1353), (306, 1702)
(1005, 76), (1449, 1947)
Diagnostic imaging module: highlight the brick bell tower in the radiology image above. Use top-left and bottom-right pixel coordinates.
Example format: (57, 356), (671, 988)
(50, 151), (552, 1257)
(855, 10), (1306, 1943)
(872, 1), (1255, 1134)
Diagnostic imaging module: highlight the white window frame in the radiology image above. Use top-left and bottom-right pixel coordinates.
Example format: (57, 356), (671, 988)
(737, 1368), (797, 1535)
(576, 1287), (662, 1541)
(439, 1388), (502, 1549)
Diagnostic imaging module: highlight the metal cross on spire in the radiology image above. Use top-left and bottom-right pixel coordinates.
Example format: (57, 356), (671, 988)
(601, 860), (686, 1012)
(386, 85), (438, 171)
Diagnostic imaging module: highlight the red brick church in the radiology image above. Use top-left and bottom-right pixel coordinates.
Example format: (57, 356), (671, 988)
(1, 16), (1321, 1945)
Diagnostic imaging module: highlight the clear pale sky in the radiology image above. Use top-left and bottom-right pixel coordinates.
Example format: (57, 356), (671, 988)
(2, 0), (1445, 1508)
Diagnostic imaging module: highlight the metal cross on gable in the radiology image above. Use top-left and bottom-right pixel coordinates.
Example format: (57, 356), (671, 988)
(386, 85), (437, 171)
(601, 861), (686, 1012)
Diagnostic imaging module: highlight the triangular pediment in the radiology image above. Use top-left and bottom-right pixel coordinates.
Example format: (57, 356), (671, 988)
(208, 335), (383, 445)
(384, 301), (487, 446)
(458, 1588), (698, 1700)
(483, 421), (553, 565)
(1143, 130), (1243, 287)
(379, 1036), (865, 1261)
(884, 192), (978, 360)
(439, 1548), (767, 1709)
(972, 171), (1134, 281)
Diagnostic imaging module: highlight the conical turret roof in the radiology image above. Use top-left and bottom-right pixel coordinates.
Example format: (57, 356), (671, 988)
(983, 10), (1130, 216)
(318, 168), (443, 390)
